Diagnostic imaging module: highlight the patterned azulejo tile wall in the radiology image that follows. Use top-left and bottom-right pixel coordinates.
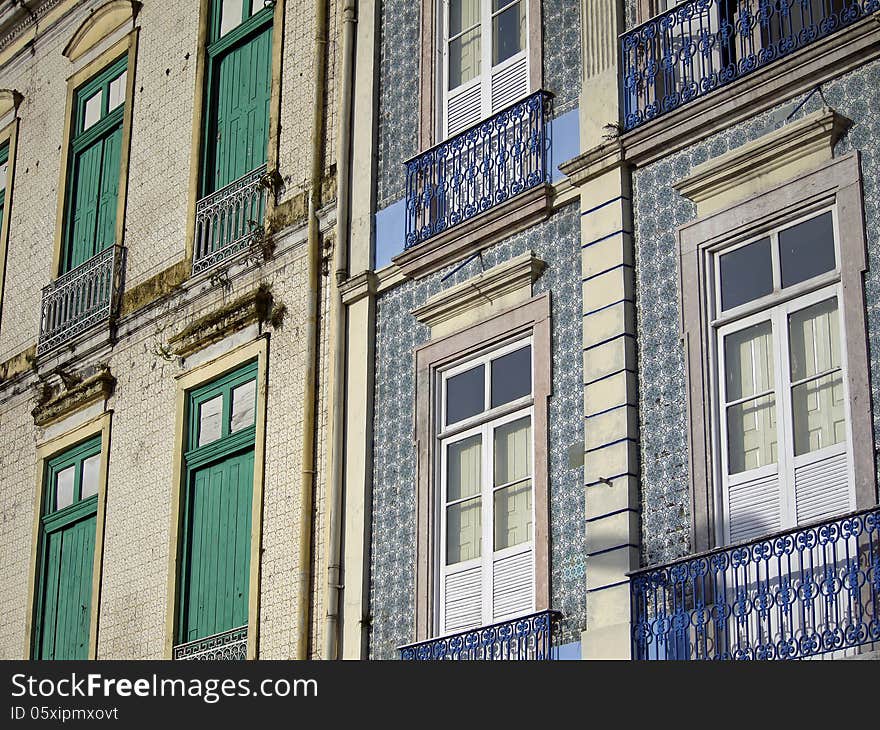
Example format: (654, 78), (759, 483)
(376, 0), (582, 210)
(368, 203), (584, 659)
(633, 59), (880, 566)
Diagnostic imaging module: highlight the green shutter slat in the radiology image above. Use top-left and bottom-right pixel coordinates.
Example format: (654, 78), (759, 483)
(39, 533), (62, 659)
(95, 126), (122, 253)
(235, 451), (253, 626)
(67, 142), (103, 270)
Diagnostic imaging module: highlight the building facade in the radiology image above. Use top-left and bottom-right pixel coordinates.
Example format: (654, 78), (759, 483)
(0, 0), (340, 660)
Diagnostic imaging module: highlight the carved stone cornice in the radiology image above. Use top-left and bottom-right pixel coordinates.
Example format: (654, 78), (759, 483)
(32, 368), (115, 427)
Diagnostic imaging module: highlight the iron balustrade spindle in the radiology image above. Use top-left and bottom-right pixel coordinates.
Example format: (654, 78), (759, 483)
(620, 0), (880, 131)
(172, 626), (248, 660)
(399, 609), (560, 660)
(630, 506), (880, 660)
(193, 164), (270, 275)
(37, 245), (124, 356)
(403, 90), (552, 250)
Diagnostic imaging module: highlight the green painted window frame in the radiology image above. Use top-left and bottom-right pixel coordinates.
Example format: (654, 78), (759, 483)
(177, 360), (258, 643)
(200, 1), (274, 198)
(61, 55), (128, 274)
(32, 435), (102, 659)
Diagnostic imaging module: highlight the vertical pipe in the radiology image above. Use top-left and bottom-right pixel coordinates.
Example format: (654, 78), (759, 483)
(296, 0), (329, 660)
(323, 0), (357, 661)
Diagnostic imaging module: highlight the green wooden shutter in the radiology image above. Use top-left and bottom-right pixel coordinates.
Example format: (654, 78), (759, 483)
(95, 127), (122, 253)
(68, 143), (103, 270)
(181, 449), (253, 641)
(36, 507), (97, 660)
(207, 22), (272, 192)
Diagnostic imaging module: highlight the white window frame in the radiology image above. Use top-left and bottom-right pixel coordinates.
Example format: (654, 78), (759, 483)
(707, 206), (857, 544)
(438, 0), (531, 139)
(434, 335), (536, 636)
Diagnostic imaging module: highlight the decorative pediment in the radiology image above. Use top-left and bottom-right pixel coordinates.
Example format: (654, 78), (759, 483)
(62, 0), (140, 61)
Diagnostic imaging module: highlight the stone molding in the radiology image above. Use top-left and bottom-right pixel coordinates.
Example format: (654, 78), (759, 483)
(411, 251), (545, 337)
(392, 184), (552, 280)
(673, 107), (853, 216)
(32, 368), (115, 427)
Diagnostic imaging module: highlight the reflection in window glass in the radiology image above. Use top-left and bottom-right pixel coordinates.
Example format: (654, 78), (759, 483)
(198, 395), (223, 447)
(779, 212), (836, 289)
(727, 394), (777, 474)
(55, 466), (76, 511)
(107, 71), (127, 112)
(80, 454), (101, 499)
(492, 0), (524, 65)
(493, 417), (530, 486)
(789, 298), (845, 456)
(490, 346), (531, 408)
(449, 29), (481, 89)
(446, 365), (484, 425)
(447, 435), (482, 501)
(83, 92), (102, 131)
(719, 238), (773, 311)
(724, 321), (774, 402)
(494, 481), (531, 549)
(447, 497), (481, 564)
(220, 0), (242, 36)
(230, 380), (256, 433)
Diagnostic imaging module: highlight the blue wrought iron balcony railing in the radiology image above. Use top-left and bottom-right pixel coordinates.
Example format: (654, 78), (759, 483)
(403, 90), (551, 251)
(399, 609), (560, 660)
(173, 626), (247, 660)
(621, 0), (880, 131)
(37, 245), (125, 356)
(193, 164), (269, 275)
(631, 506), (880, 660)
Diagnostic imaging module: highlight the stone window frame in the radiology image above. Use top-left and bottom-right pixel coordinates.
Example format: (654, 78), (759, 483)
(413, 293), (551, 640)
(677, 151), (876, 553)
(417, 0), (544, 152)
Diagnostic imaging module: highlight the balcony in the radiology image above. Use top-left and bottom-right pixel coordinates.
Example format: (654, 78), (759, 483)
(37, 245), (125, 356)
(399, 610), (560, 660)
(631, 507), (880, 660)
(172, 626), (247, 660)
(192, 164), (269, 275)
(403, 91), (551, 252)
(620, 0), (880, 131)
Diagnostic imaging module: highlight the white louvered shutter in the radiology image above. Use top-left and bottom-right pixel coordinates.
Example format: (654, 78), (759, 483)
(727, 473), (783, 544)
(794, 452), (851, 524)
(443, 565), (483, 633)
(492, 549), (533, 621)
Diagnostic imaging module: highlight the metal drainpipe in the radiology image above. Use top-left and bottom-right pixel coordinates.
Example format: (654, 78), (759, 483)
(296, 0), (329, 660)
(323, 0), (357, 661)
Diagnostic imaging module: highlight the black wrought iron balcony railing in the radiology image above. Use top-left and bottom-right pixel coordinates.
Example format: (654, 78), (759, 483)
(621, 0), (880, 131)
(172, 626), (247, 660)
(399, 610), (561, 660)
(631, 507), (880, 660)
(403, 90), (551, 251)
(193, 164), (269, 275)
(37, 245), (125, 356)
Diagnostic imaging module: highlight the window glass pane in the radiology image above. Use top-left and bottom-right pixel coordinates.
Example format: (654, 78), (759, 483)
(446, 497), (482, 564)
(724, 321), (774, 402)
(198, 395), (224, 447)
(788, 297), (840, 382)
(727, 394), (777, 474)
(220, 0), (242, 36)
(792, 372), (846, 456)
(446, 365), (484, 425)
(494, 416), (531, 486)
(107, 70), (127, 112)
(0, 161), (7, 192)
(719, 238), (773, 311)
(80, 454), (101, 500)
(83, 91), (102, 131)
(494, 480), (532, 550)
(490, 346), (531, 408)
(447, 435), (482, 501)
(251, 0), (267, 16)
(779, 212), (836, 288)
(450, 0), (480, 36)
(230, 379), (257, 433)
(492, 1), (525, 65)
(449, 28), (481, 89)
(55, 465), (76, 511)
